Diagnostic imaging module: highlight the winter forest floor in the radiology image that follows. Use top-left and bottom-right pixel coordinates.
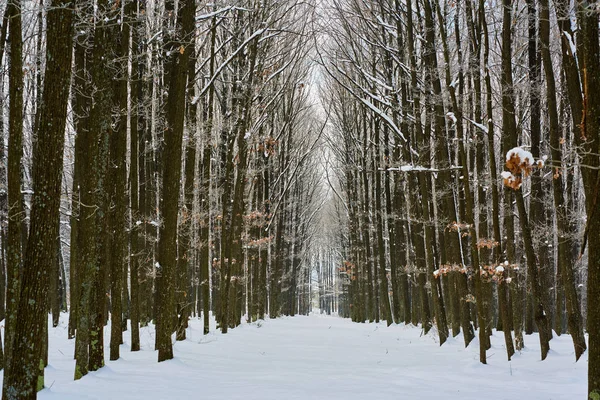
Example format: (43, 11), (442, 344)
(0, 314), (586, 399)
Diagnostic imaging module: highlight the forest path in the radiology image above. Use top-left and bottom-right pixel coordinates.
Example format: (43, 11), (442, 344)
(30, 314), (585, 399)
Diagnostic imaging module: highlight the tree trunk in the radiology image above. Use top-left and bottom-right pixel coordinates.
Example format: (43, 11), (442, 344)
(4, 0), (24, 371)
(1, 0), (74, 394)
(539, 0), (586, 360)
(579, 3), (600, 397)
(155, 0), (194, 361)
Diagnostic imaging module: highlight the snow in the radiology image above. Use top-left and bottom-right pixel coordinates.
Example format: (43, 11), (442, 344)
(500, 171), (513, 180)
(388, 165), (462, 173)
(449, 76), (459, 88)
(563, 31), (577, 58)
(501, 170), (521, 189)
(465, 117), (488, 133)
(506, 147), (534, 165)
(3, 314), (586, 399)
(446, 112), (457, 124)
(391, 165), (429, 172)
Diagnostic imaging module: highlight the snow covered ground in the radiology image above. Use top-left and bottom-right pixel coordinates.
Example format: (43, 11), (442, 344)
(1, 314), (586, 399)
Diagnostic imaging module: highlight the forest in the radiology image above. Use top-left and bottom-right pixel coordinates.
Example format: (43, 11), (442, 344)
(0, 0), (598, 397)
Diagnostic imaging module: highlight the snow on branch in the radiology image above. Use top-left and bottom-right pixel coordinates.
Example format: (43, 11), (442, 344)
(387, 165), (462, 173)
(502, 147), (546, 190)
(195, 6), (241, 22)
(315, 48), (409, 145)
(197, 28), (267, 99)
(464, 117), (489, 133)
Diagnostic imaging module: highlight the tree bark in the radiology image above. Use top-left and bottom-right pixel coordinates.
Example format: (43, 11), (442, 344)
(1, 0), (74, 394)
(4, 0), (24, 371)
(155, 0), (194, 361)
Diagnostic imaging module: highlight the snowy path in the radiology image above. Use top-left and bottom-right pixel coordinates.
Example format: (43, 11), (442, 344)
(14, 315), (586, 399)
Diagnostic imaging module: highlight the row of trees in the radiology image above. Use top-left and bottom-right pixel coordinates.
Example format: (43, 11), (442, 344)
(0, 0), (325, 397)
(1, 0), (599, 396)
(320, 0), (599, 397)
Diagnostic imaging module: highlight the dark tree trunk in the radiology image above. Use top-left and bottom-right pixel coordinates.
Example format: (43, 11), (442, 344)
(155, 0), (194, 361)
(74, 0), (114, 378)
(67, 37), (86, 340)
(4, 0), (24, 371)
(579, 3), (600, 397)
(109, 0), (132, 359)
(539, 0), (586, 360)
(1, 0), (74, 395)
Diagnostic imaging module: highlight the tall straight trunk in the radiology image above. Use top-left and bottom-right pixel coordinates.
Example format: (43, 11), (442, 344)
(1, 0), (74, 395)
(129, 0), (145, 352)
(176, 0), (197, 341)
(498, 6), (553, 354)
(109, 1), (132, 359)
(501, 0), (552, 358)
(360, 116), (376, 322)
(539, 0), (586, 361)
(155, 0), (194, 361)
(423, 0), (450, 344)
(435, 0), (475, 346)
(382, 128), (401, 324)
(392, 4), (412, 325)
(139, 50), (153, 327)
(88, 3), (114, 372)
(454, 3), (486, 357)
(473, 0), (514, 358)
(373, 118), (392, 326)
(223, 30), (260, 330)
(500, 0), (524, 352)
(199, 14), (216, 334)
(526, 0), (553, 340)
(4, 0), (24, 370)
(219, 14), (246, 329)
(74, 0), (113, 378)
(68, 33), (89, 340)
(0, 12), (8, 324)
(405, 0), (431, 333)
(579, 3), (600, 397)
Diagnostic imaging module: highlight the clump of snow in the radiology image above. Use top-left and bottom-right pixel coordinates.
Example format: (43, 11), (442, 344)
(500, 171), (513, 180)
(501, 170), (522, 189)
(446, 112), (457, 124)
(506, 147), (533, 164)
(503, 147), (545, 190)
(388, 165), (430, 172)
